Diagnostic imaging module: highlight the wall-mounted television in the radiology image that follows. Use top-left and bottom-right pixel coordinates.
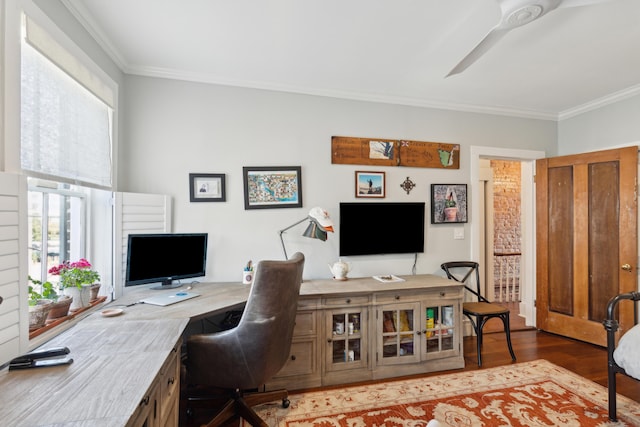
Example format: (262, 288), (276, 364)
(339, 202), (425, 256)
(125, 233), (208, 290)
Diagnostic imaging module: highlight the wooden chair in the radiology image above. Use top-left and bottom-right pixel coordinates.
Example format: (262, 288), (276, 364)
(441, 261), (516, 366)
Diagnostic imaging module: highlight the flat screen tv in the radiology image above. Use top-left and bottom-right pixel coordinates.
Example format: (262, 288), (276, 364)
(339, 202), (425, 256)
(125, 233), (208, 290)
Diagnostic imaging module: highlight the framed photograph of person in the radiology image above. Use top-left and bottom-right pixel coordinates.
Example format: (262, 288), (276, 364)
(355, 171), (385, 198)
(189, 173), (226, 202)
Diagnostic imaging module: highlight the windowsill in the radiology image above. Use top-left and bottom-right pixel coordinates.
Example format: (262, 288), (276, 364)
(28, 296), (107, 347)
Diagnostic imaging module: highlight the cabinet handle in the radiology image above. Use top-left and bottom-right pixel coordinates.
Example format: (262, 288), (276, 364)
(140, 395), (150, 406)
(440, 292), (445, 297)
(416, 331), (421, 335)
(395, 295), (400, 300)
(327, 338), (333, 343)
(167, 377), (175, 385)
(0, 296), (3, 305)
(346, 298), (351, 304)
(291, 355), (297, 361)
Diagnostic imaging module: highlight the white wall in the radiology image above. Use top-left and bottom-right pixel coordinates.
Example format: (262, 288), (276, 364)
(121, 76), (556, 282)
(558, 93), (640, 155)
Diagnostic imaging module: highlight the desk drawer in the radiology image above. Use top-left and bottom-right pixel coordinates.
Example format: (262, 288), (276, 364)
(293, 310), (316, 336)
(376, 288), (462, 304)
(276, 339), (317, 377)
(323, 295), (369, 307)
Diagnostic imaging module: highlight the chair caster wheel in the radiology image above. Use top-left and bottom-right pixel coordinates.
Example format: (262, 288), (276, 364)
(282, 398), (290, 408)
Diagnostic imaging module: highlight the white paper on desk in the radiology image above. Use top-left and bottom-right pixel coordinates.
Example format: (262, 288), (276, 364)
(372, 275), (405, 283)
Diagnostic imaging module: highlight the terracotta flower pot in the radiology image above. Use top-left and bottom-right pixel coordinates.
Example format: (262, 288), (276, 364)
(443, 207), (458, 222)
(90, 283), (101, 301)
(46, 295), (73, 321)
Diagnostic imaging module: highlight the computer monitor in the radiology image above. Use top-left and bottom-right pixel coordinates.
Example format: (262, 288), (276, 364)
(125, 233), (208, 290)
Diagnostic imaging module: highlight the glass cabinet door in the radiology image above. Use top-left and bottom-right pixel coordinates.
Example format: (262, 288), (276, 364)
(423, 303), (458, 360)
(377, 303), (420, 365)
(326, 309), (366, 372)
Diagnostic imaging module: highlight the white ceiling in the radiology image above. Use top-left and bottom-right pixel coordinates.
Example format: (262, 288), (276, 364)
(63, 0), (640, 120)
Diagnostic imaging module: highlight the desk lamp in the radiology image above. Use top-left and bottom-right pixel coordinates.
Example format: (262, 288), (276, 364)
(279, 207), (334, 259)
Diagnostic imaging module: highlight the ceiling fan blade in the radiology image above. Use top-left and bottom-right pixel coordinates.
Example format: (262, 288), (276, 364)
(446, 26), (510, 77)
(558, 0), (613, 7)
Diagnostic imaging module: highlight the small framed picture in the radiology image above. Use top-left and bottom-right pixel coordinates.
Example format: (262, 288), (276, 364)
(243, 166), (302, 209)
(431, 184), (468, 224)
(355, 171), (385, 198)
(189, 173), (226, 202)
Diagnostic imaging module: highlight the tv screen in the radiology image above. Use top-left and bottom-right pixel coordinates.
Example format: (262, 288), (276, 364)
(125, 233), (208, 289)
(339, 202), (425, 256)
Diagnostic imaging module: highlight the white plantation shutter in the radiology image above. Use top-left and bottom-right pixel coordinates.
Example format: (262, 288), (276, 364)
(0, 173), (28, 367)
(113, 192), (172, 298)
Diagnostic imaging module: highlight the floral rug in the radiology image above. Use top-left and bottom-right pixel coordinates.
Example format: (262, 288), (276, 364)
(252, 360), (640, 426)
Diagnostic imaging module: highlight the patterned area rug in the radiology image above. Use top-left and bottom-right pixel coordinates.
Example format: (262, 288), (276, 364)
(253, 360), (640, 426)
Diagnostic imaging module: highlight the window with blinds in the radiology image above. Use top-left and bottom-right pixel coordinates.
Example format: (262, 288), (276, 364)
(20, 15), (114, 189)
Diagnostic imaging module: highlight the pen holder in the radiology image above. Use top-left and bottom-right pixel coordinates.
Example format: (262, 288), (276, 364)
(242, 270), (254, 285)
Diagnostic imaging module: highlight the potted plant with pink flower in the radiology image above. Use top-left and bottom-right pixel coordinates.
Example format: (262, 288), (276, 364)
(49, 258), (100, 311)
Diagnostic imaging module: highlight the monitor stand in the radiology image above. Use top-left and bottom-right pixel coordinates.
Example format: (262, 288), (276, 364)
(150, 278), (183, 290)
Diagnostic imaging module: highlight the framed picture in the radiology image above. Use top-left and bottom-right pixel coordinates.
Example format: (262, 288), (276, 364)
(189, 173), (226, 202)
(431, 184), (468, 224)
(243, 166), (303, 209)
(355, 171), (385, 198)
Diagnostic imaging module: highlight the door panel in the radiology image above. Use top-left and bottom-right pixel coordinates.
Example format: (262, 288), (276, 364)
(547, 165), (573, 316)
(536, 146), (637, 346)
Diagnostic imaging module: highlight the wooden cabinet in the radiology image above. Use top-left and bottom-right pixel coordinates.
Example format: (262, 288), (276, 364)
(322, 296), (370, 385)
(377, 301), (422, 366)
(159, 343), (181, 427)
(128, 385), (159, 427)
(372, 288), (463, 379)
(269, 276), (465, 390)
(127, 340), (181, 427)
(267, 299), (321, 390)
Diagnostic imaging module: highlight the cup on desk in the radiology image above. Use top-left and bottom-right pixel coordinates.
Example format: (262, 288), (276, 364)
(242, 269), (254, 285)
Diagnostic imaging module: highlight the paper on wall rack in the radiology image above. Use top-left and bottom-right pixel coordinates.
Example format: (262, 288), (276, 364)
(372, 275), (405, 283)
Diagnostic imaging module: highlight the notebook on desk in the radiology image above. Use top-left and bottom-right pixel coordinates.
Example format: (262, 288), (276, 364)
(140, 291), (200, 306)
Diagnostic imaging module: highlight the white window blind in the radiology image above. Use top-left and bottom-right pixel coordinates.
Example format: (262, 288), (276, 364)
(20, 16), (113, 189)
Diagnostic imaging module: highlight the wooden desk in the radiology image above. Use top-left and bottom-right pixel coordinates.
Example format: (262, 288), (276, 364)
(0, 275), (459, 426)
(0, 281), (246, 427)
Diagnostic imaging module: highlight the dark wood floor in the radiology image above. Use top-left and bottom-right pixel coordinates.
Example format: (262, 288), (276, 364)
(180, 329), (640, 426)
(461, 329), (640, 403)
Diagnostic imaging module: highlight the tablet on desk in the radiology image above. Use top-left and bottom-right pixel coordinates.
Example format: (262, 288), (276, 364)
(140, 291), (200, 306)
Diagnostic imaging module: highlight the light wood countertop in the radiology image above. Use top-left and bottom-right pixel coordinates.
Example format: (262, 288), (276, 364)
(0, 274), (458, 426)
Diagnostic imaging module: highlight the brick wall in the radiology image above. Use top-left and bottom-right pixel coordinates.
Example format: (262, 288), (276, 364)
(491, 160), (521, 299)
(491, 160), (521, 254)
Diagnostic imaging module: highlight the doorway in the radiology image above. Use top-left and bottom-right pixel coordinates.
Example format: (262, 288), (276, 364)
(481, 159), (529, 332)
(470, 146), (546, 330)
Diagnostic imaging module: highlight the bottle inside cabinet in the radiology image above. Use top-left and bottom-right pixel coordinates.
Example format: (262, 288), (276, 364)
(331, 312), (362, 363)
(381, 308), (415, 358)
(425, 305), (454, 353)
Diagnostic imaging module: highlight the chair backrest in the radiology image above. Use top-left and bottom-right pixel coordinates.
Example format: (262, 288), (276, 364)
(441, 261), (487, 303)
(236, 252), (305, 381)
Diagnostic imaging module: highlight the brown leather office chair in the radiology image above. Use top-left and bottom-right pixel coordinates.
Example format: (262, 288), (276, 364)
(441, 261), (516, 367)
(184, 252), (305, 427)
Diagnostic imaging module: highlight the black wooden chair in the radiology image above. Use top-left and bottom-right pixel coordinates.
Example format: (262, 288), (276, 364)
(603, 291), (640, 421)
(441, 261), (516, 366)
